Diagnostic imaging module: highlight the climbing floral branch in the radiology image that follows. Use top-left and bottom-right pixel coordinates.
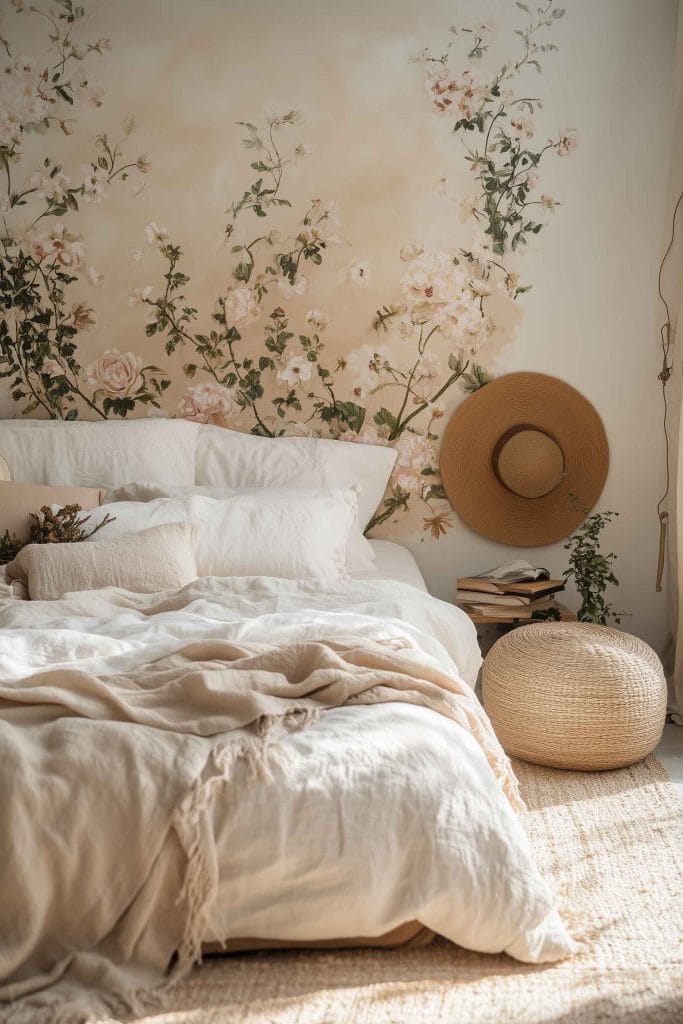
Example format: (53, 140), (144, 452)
(417, 1), (574, 268)
(0, 0), (166, 418)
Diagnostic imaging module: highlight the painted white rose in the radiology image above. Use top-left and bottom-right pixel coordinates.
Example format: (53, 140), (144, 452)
(0, 110), (22, 150)
(1, 57), (49, 134)
(178, 382), (236, 425)
(396, 312), (419, 338)
(414, 352), (441, 400)
(29, 169), (70, 203)
(305, 309), (331, 331)
(346, 343), (391, 380)
(460, 312), (495, 352)
(86, 349), (143, 398)
(82, 164), (109, 204)
(277, 274), (307, 297)
(400, 250), (464, 306)
(432, 296), (488, 344)
(338, 427), (382, 445)
(469, 277), (492, 299)
(298, 210), (342, 246)
(416, 352), (441, 381)
(224, 286), (261, 329)
(128, 248), (144, 263)
(128, 285), (154, 307)
(391, 435), (435, 493)
(145, 221), (170, 249)
(277, 354), (312, 387)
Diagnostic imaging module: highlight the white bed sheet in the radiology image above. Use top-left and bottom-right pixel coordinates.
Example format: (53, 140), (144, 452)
(353, 539), (427, 591)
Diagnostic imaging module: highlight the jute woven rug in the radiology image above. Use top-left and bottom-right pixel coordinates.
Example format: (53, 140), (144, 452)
(133, 756), (683, 1024)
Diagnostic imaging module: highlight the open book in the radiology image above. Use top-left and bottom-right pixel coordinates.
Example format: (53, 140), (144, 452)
(470, 560), (550, 583)
(457, 560), (562, 598)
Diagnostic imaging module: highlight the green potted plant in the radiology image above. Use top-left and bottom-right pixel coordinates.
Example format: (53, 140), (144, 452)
(563, 496), (622, 625)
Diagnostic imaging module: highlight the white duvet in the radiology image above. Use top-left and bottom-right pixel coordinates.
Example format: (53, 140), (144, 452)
(0, 575), (574, 1020)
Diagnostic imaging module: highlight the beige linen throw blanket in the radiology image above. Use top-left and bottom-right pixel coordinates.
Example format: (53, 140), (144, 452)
(0, 632), (522, 1024)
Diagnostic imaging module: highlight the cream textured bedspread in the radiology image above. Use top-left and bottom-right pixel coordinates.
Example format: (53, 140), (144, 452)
(0, 577), (574, 1023)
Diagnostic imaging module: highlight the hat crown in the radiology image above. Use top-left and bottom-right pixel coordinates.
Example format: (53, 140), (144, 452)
(493, 426), (565, 500)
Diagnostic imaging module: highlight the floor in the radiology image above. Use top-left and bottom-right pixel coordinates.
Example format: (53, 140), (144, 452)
(656, 721), (683, 795)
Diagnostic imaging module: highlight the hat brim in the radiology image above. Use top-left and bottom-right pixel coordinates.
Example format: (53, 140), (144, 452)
(439, 372), (609, 547)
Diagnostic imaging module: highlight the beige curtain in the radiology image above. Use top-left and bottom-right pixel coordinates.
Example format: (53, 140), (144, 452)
(666, 5), (683, 724)
(669, 312), (683, 723)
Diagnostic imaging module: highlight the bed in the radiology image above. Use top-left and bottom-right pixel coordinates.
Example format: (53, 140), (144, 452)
(0, 419), (574, 1024)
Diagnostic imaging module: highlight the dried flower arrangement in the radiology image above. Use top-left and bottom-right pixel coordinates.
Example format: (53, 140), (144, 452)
(0, 504), (115, 565)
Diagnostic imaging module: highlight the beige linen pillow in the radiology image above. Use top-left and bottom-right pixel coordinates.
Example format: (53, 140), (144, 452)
(6, 522), (198, 600)
(0, 481), (106, 541)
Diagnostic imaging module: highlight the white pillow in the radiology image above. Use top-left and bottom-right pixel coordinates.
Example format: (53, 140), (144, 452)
(73, 491), (358, 581)
(195, 425), (396, 531)
(108, 481), (375, 572)
(0, 419), (199, 489)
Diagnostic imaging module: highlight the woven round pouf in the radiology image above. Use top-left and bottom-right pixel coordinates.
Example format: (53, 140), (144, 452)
(482, 622), (667, 770)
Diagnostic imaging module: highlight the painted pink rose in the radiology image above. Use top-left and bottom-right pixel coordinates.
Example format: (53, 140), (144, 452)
(391, 434), (435, 493)
(557, 129), (577, 157)
(178, 382), (236, 425)
(86, 349), (142, 398)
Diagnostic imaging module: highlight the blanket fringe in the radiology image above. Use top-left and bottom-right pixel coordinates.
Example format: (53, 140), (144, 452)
(0, 976), (169, 1024)
(172, 709), (324, 976)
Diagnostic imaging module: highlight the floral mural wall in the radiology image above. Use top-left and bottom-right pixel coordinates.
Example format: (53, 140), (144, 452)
(0, 0), (574, 537)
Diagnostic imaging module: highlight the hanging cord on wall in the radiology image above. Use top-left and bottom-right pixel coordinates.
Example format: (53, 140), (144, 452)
(655, 190), (683, 592)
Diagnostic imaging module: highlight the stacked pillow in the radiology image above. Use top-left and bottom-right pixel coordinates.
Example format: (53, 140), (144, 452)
(109, 483), (375, 572)
(0, 420), (398, 596)
(0, 418), (199, 488)
(8, 523), (199, 601)
(80, 489), (361, 581)
(194, 424), (396, 532)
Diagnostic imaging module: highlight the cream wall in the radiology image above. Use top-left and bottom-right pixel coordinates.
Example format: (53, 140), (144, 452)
(0, 0), (677, 651)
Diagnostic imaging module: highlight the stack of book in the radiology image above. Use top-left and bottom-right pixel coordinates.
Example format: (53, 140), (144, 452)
(456, 560), (565, 619)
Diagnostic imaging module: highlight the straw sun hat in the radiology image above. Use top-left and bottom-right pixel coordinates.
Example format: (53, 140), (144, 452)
(439, 372), (609, 546)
